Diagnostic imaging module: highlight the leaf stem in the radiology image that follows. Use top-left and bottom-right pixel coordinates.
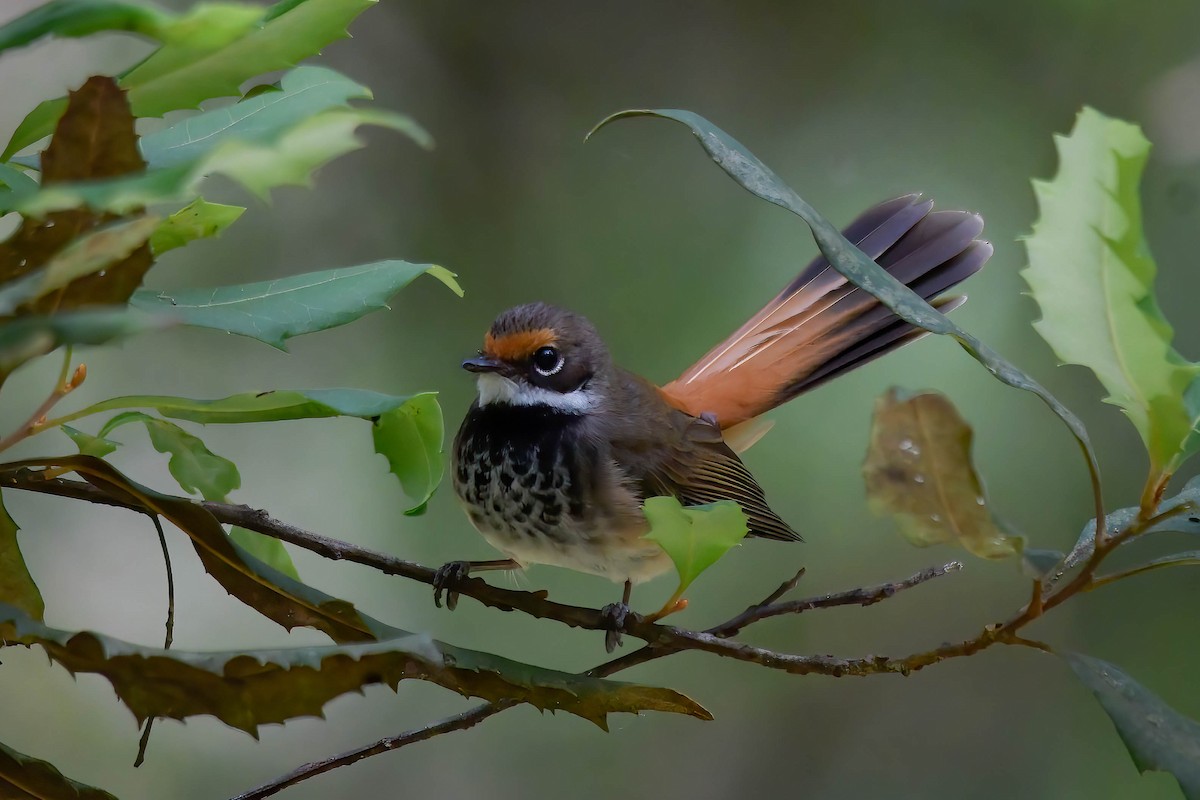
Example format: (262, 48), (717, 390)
(0, 351), (86, 453)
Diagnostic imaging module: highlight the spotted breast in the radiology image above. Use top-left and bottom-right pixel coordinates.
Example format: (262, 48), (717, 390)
(452, 400), (672, 583)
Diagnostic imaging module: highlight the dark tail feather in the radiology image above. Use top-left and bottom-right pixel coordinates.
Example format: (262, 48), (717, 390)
(663, 195), (991, 426)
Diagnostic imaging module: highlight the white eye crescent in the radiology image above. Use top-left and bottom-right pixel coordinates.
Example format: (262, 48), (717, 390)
(532, 346), (564, 377)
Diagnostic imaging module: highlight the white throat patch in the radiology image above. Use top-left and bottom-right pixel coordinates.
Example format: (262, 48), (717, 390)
(476, 374), (597, 413)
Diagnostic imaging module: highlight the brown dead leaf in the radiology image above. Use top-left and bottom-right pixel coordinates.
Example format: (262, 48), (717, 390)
(862, 388), (1020, 559)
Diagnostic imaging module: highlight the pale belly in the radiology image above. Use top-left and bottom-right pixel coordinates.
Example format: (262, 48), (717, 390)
(473, 515), (673, 585)
(453, 425), (672, 584)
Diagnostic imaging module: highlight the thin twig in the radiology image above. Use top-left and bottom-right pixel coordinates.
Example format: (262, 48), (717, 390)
(0, 355), (85, 454)
(229, 701), (512, 800)
(134, 513), (175, 768)
(711, 562), (962, 638)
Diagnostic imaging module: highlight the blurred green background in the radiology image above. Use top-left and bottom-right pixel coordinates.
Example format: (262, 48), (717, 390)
(2, 1), (1199, 798)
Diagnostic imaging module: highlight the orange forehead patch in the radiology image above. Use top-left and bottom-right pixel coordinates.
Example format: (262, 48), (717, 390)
(484, 329), (557, 362)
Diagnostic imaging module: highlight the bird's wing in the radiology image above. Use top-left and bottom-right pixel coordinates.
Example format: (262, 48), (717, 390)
(607, 370), (800, 541)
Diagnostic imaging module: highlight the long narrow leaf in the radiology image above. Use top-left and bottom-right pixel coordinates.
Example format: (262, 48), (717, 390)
(590, 109), (1104, 530)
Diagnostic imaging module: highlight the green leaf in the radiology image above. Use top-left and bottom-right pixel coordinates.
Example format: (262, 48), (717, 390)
(1024, 107), (1199, 474)
(0, 0), (172, 57)
(0, 739), (117, 800)
(643, 497), (748, 595)
(1062, 475), (1200, 573)
(229, 525), (299, 581)
(862, 388), (1021, 559)
(0, 107), (426, 217)
(130, 260), (460, 349)
(61, 387), (416, 425)
(0, 602), (710, 735)
(372, 393), (444, 515)
(139, 65), (404, 168)
(1020, 548), (1066, 580)
(99, 411), (241, 500)
(0, 492), (43, 622)
(150, 197), (244, 255)
(0, 215), (160, 315)
(3, 0), (376, 159)
(1065, 653), (1200, 798)
(0, 308), (171, 372)
(589, 109), (1103, 517)
(4, 455), (375, 643)
(0, 163), (37, 193)
(92, 412), (302, 578)
(60, 424), (119, 457)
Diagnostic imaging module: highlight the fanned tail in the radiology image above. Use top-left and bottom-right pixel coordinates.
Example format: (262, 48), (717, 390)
(662, 194), (992, 427)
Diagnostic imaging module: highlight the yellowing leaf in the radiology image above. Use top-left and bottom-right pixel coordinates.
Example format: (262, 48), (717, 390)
(643, 497), (748, 594)
(0, 492), (43, 621)
(1024, 107), (1200, 474)
(862, 389), (1020, 559)
(0, 739), (116, 800)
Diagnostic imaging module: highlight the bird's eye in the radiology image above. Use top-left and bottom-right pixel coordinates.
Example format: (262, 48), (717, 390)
(531, 346), (564, 376)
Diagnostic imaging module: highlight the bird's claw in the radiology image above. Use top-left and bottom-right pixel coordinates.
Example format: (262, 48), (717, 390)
(599, 601), (639, 653)
(433, 560), (471, 610)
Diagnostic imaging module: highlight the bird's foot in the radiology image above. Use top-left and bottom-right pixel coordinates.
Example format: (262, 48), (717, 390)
(599, 601), (641, 653)
(432, 560), (471, 610)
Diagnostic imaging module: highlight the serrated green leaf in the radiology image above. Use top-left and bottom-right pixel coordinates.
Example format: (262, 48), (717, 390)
(60, 424), (119, 457)
(643, 497), (747, 594)
(0, 492), (43, 622)
(1024, 107), (1200, 474)
(0, 739), (117, 800)
(0, 0), (173, 57)
(229, 525), (299, 581)
(150, 197), (244, 255)
(1065, 653), (1200, 798)
(139, 65), (383, 169)
(0, 107), (425, 217)
(0, 215), (159, 315)
(3, 455), (372, 643)
(0, 601), (710, 735)
(0, 308), (171, 372)
(3, 0), (376, 160)
(61, 387), (415, 426)
(98, 411), (240, 500)
(862, 388), (1021, 559)
(372, 393), (443, 515)
(130, 260), (459, 349)
(590, 109), (1102, 512)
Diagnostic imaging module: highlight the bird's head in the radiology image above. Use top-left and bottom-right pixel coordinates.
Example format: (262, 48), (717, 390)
(463, 302), (610, 412)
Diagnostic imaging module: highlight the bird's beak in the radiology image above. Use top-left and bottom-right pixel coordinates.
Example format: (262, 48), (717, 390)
(462, 355), (505, 374)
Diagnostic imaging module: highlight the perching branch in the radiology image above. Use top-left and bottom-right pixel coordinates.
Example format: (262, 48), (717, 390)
(2, 467), (1190, 799)
(0, 470), (963, 663)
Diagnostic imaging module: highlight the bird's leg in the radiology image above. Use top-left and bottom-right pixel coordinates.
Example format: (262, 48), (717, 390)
(432, 559), (520, 611)
(599, 580), (637, 653)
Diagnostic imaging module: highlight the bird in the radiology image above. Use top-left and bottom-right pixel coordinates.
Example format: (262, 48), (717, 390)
(440, 194), (992, 650)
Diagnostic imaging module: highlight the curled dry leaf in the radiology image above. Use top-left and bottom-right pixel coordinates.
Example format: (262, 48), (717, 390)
(862, 388), (1020, 559)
